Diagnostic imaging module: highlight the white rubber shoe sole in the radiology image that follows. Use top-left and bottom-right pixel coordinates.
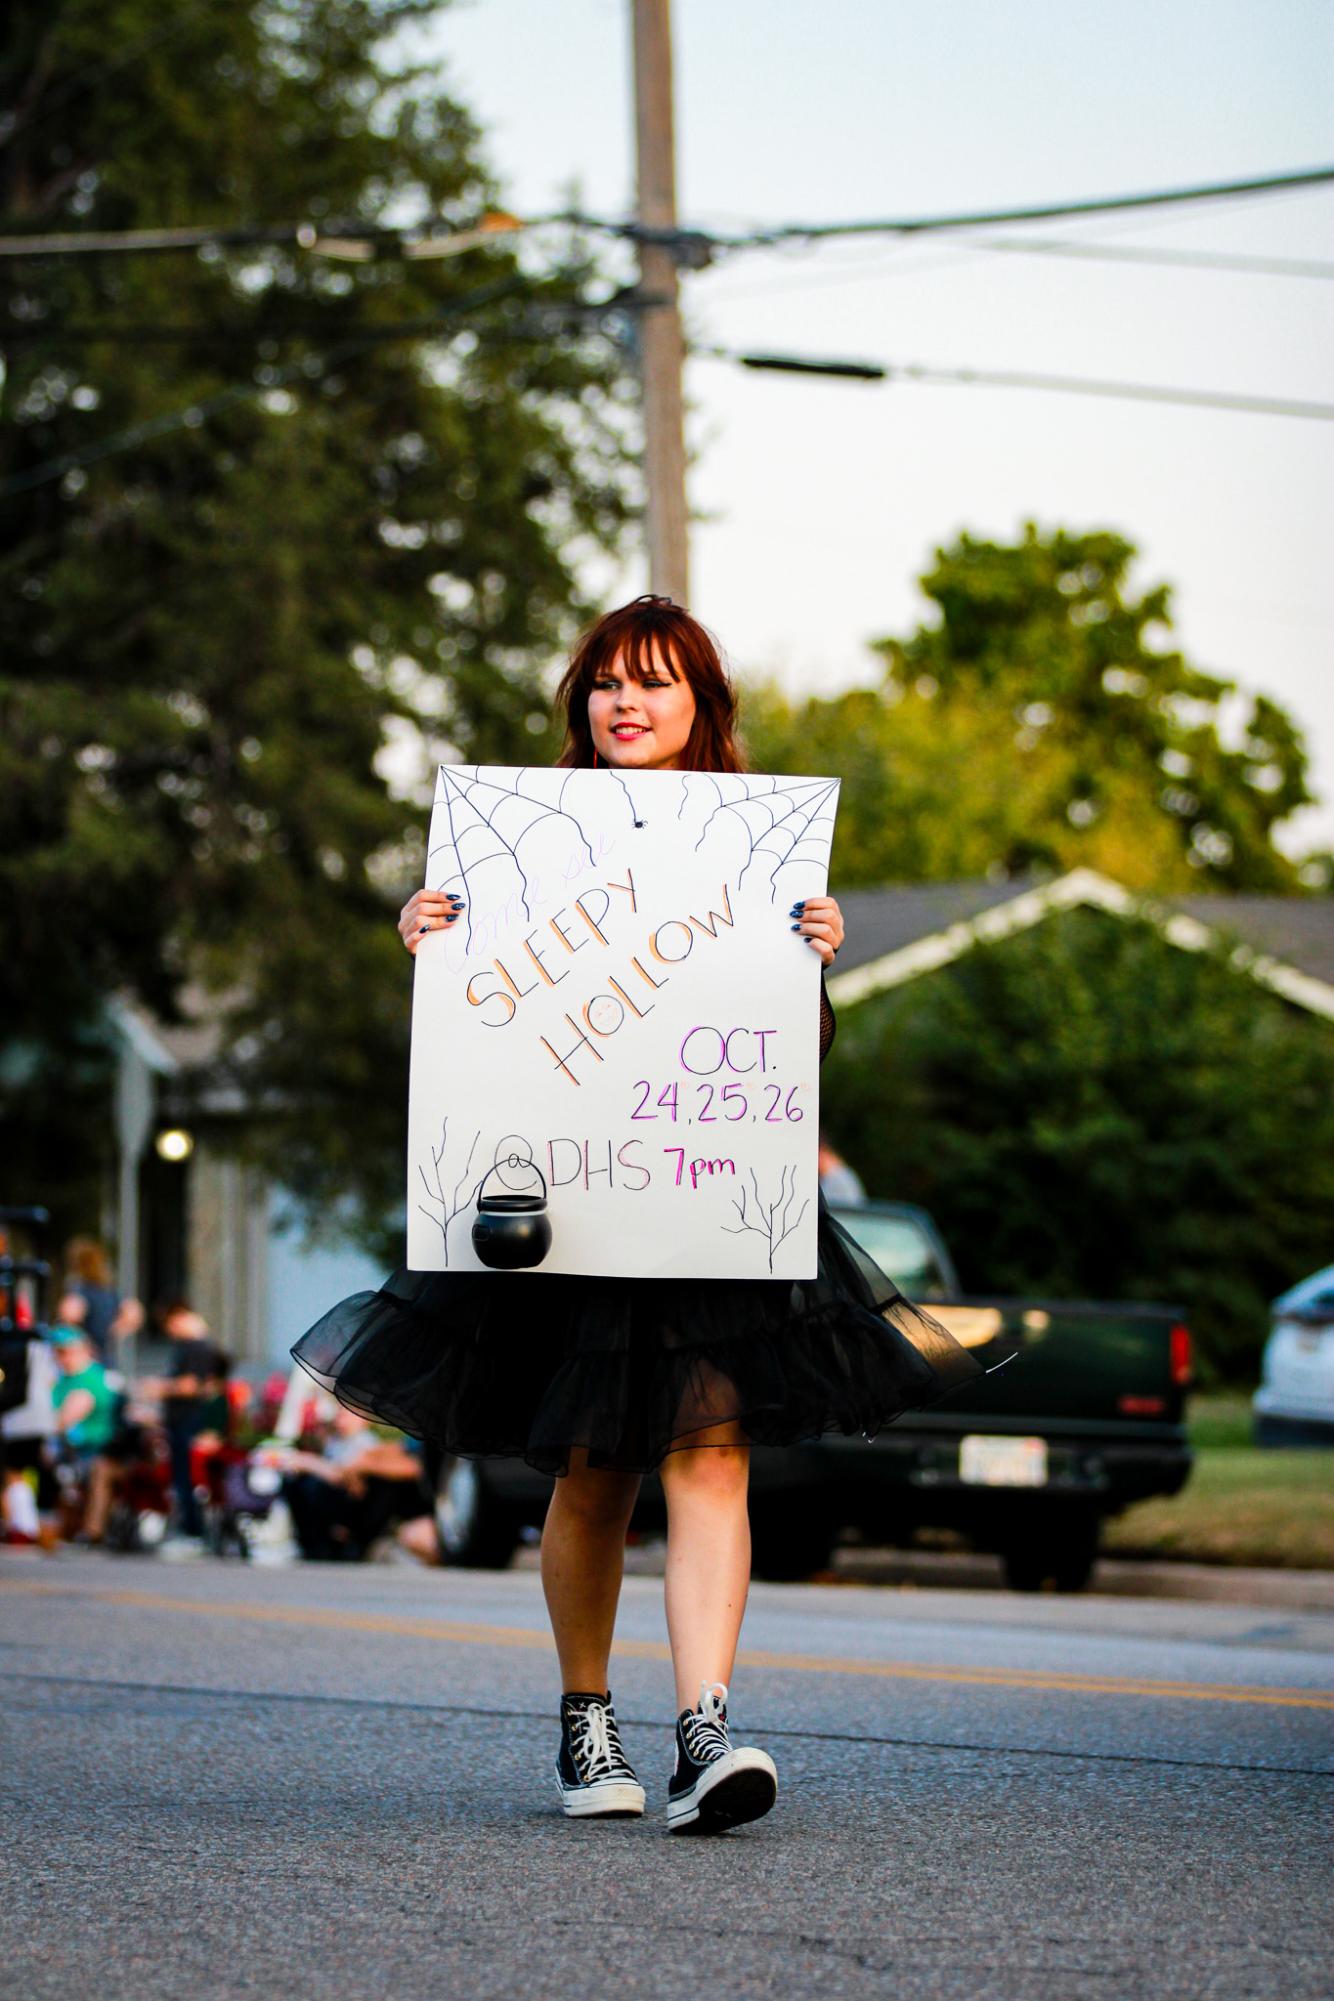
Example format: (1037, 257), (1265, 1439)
(556, 1774), (646, 1819)
(666, 1748), (778, 1833)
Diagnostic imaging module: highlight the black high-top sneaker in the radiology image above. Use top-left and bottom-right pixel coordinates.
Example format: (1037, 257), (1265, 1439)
(666, 1681), (777, 1834)
(555, 1691), (646, 1819)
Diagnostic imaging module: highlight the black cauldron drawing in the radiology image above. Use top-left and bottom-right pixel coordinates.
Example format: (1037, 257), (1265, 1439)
(471, 1156), (552, 1270)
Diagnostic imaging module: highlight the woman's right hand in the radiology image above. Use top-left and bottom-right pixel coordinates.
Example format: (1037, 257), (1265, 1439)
(398, 886), (465, 955)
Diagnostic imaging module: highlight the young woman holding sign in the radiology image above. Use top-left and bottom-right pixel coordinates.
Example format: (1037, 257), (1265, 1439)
(293, 596), (983, 1835)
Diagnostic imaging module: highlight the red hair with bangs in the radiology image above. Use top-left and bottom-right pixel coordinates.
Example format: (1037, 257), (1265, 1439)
(555, 596), (745, 774)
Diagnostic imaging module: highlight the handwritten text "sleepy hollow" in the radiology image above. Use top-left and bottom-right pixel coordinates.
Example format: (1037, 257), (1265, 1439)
(462, 868), (740, 1085)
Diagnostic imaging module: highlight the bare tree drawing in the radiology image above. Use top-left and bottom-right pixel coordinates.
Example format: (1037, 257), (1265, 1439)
(721, 1164), (810, 1273)
(416, 1117), (484, 1263)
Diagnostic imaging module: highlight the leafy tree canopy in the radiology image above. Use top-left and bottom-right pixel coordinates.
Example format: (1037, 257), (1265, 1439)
(822, 910), (1334, 1381)
(743, 525), (1316, 893)
(1, 1), (636, 1249)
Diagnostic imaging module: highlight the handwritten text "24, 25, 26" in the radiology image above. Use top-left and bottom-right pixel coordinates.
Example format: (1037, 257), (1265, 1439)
(632, 1080), (804, 1123)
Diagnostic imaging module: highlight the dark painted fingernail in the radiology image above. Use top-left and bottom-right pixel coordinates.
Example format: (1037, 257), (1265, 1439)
(791, 923), (802, 932)
(418, 924), (429, 933)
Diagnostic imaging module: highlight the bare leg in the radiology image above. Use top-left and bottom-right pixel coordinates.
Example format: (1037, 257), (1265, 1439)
(84, 1457), (116, 1542)
(540, 1449), (641, 1694)
(659, 1423), (751, 1712)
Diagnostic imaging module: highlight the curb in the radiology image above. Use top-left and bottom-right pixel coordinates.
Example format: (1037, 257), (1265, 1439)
(827, 1546), (1334, 1611)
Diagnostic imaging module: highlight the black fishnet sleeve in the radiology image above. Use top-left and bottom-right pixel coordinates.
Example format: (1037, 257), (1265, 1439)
(819, 971), (836, 1064)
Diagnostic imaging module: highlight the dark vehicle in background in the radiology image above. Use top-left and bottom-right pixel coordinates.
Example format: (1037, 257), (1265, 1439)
(431, 1201), (1193, 1593)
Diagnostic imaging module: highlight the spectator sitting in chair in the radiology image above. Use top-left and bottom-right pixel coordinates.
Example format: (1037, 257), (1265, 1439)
(49, 1326), (121, 1543)
(142, 1305), (227, 1545)
(260, 1409), (438, 1563)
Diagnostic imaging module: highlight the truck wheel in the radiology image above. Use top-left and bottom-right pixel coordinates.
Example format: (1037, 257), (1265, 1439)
(434, 1455), (519, 1569)
(1052, 1522), (1100, 1593)
(749, 1500), (836, 1582)
(1000, 1514), (1100, 1595)
(1000, 1544), (1046, 1593)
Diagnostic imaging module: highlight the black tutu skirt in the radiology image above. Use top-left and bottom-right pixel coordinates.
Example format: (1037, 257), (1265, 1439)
(290, 1198), (985, 1477)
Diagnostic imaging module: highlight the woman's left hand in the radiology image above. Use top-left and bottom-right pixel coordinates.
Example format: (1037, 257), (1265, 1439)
(790, 895), (844, 967)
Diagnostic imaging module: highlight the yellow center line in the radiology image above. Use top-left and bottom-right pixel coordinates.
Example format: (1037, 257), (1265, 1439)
(5, 1574), (1333, 1711)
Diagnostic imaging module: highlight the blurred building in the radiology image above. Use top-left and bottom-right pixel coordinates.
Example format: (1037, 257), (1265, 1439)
(107, 988), (384, 1369)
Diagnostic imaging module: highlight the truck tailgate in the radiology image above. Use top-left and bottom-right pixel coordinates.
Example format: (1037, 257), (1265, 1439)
(928, 1297), (1189, 1426)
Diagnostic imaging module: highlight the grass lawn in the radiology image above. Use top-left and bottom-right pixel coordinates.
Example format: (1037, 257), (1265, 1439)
(1104, 1394), (1334, 1569)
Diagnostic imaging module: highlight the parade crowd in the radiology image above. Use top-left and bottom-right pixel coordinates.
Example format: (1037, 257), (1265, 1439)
(0, 1235), (442, 1567)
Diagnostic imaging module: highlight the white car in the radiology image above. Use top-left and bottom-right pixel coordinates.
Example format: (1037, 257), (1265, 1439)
(1253, 1264), (1334, 1446)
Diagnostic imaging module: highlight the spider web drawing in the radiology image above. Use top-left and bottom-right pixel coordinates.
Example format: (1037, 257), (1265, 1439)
(608, 770), (646, 828)
(720, 1163), (810, 1274)
(429, 766), (598, 951)
(688, 775), (840, 902)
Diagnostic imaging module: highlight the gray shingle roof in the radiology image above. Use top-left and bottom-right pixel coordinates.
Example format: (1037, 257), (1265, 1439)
(1170, 894), (1334, 987)
(836, 881), (1031, 972)
(836, 876), (1334, 989)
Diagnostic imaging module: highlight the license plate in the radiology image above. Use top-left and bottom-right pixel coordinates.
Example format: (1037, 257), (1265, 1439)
(959, 1434), (1048, 1486)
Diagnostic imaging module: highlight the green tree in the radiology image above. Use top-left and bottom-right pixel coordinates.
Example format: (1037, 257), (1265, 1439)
(822, 910), (1334, 1380)
(1, 1), (635, 1252)
(743, 525), (1314, 893)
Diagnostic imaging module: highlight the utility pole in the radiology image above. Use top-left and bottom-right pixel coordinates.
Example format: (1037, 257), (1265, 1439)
(631, 0), (690, 604)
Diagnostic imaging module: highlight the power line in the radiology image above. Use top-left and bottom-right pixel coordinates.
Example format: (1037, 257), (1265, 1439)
(7, 316), (1326, 494)
(5, 289), (1327, 507)
(10, 304), (1327, 424)
(962, 236), (1334, 280)
(2, 165), (1330, 263)
(640, 163), (1334, 252)
(695, 180), (1334, 306)
(702, 347), (1334, 422)
(8, 231), (1327, 352)
(0, 214), (527, 261)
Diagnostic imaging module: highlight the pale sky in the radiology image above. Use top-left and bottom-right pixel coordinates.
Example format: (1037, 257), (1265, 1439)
(409, 0), (1333, 857)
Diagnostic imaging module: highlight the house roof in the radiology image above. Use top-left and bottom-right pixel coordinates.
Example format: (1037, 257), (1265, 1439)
(1170, 893), (1334, 987)
(827, 868), (1334, 1022)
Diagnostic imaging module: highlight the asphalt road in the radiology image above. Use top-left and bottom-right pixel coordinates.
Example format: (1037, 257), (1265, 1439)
(3, 1551), (1331, 2001)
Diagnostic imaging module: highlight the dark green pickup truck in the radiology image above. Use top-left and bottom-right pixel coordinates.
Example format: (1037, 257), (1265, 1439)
(431, 1199), (1194, 1593)
(754, 1200), (1194, 1590)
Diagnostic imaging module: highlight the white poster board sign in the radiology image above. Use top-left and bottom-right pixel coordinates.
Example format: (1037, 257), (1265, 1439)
(407, 766), (840, 1279)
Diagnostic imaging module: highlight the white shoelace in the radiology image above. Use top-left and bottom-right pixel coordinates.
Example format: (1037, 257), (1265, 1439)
(682, 1680), (732, 1764)
(570, 1700), (633, 1783)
